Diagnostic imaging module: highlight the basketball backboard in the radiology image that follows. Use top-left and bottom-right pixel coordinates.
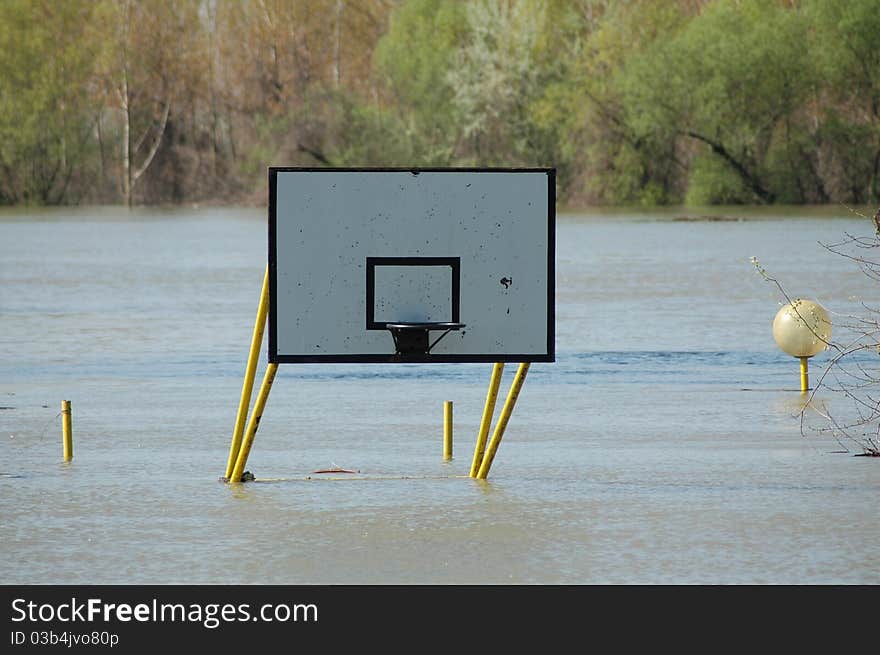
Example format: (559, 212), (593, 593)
(268, 167), (554, 363)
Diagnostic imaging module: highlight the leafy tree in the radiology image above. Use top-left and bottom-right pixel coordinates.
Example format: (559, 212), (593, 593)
(446, 0), (548, 165)
(2, 0), (878, 207)
(326, 91), (416, 166)
(519, 0), (697, 206)
(622, 0), (813, 204)
(374, 0), (469, 164)
(806, 0), (880, 204)
(213, 0), (392, 184)
(91, 0), (205, 206)
(0, 0), (101, 204)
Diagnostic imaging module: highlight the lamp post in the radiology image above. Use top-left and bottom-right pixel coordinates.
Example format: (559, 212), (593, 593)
(772, 299), (831, 393)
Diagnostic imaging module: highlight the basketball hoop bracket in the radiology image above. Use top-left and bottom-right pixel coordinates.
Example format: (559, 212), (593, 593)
(386, 322), (465, 356)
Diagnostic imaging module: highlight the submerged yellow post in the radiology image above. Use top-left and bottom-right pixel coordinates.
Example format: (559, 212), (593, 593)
(230, 363), (278, 483)
(476, 363), (530, 480)
(61, 400), (72, 461)
(469, 362), (505, 477)
(225, 266), (270, 480)
(443, 401), (453, 461)
(800, 356), (809, 393)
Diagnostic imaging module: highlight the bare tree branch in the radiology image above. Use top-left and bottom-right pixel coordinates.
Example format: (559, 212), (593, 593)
(754, 209), (880, 456)
(133, 97), (171, 183)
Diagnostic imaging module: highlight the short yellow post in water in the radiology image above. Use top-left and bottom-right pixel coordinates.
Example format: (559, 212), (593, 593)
(225, 266), (270, 480)
(476, 362), (530, 480)
(443, 401), (453, 461)
(61, 400), (72, 461)
(800, 356), (809, 393)
(230, 363), (278, 483)
(469, 362), (504, 477)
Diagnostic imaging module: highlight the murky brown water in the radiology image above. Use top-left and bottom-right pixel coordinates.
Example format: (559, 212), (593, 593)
(2, 205), (878, 583)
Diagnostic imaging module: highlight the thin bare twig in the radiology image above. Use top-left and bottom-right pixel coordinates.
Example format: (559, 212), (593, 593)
(752, 207), (880, 456)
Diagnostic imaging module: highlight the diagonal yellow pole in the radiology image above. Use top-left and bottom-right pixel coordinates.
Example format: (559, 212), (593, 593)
(230, 363), (279, 483)
(225, 266), (270, 480)
(470, 362), (505, 477)
(476, 362), (530, 480)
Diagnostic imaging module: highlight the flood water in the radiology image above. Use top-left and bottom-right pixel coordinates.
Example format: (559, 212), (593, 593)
(2, 205), (878, 584)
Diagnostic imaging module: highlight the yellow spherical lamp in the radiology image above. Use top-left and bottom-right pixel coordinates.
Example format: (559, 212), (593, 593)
(772, 299), (831, 392)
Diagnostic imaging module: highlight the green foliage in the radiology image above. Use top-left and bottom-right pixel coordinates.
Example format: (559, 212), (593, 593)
(806, 0), (880, 203)
(446, 0), (546, 164)
(816, 115), (879, 203)
(558, 0), (691, 205)
(685, 154), (749, 206)
(374, 0), (468, 164)
(239, 114), (293, 181)
(808, 0), (880, 96)
(0, 0), (101, 204)
(328, 93), (417, 166)
(1, 0), (878, 206)
(622, 0), (814, 204)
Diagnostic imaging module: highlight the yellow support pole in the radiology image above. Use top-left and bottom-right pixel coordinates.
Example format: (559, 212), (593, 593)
(443, 401), (453, 461)
(61, 400), (72, 462)
(230, 363), (278, 483)
(469, 362), (505, 477)
(225, 266), (270, 480)
(800, 356), (809, 393)
(476, 363), (530, 480)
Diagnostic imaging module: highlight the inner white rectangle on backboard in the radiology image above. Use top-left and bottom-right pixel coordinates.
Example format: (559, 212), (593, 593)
(374, 266), (449, 323)
(367, 257), (460, 329)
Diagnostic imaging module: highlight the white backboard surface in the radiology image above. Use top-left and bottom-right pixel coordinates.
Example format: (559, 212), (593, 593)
(269, 168), (555, 363)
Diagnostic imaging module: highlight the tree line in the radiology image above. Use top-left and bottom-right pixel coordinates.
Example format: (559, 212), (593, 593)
(1, 0), (877, 207)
